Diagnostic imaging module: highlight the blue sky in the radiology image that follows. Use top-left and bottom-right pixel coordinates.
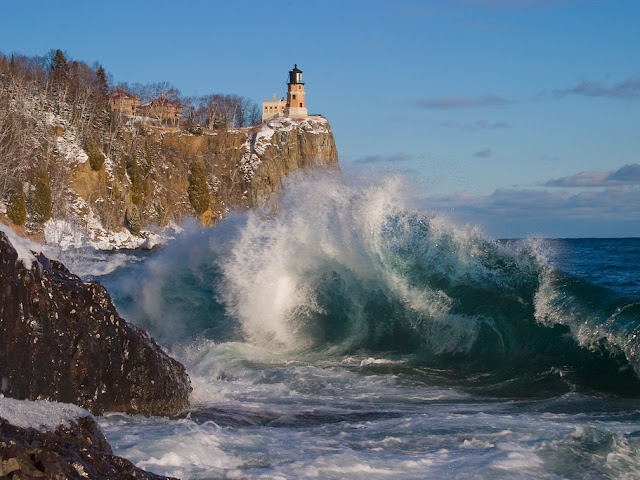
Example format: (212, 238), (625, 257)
(1, 0), (639, 238)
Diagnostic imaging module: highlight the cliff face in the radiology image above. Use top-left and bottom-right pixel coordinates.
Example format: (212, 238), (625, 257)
(0, 230), (191, 415)
(2, 61), (340, 247)
(41, 117), (338, 247)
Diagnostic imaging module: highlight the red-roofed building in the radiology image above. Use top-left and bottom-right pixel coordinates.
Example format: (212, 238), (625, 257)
(108, 86), (140, 116)
(137, 94), (182, 126)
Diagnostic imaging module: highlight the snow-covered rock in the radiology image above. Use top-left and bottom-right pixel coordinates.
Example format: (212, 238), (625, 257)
(0, 396), (176, 479)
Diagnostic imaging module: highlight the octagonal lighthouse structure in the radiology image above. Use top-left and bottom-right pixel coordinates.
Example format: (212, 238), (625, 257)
(284, 64), (308, 118)
(262, 64), (309, 122)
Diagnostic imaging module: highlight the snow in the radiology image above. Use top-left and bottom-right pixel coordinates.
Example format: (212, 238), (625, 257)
(56, 135), (89, 165)
(265, 116), (329, 134)
(0, 223), (42, 269)
(240, 153), (262, 183)
(238, 117), (329, 183)
(44, 219), (170, 251)
(43, 194), (173, 251)
(0, 396), (92, 432)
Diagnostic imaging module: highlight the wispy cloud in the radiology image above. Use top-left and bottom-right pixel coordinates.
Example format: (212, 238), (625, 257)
(545, 164), (640, 187)
(354, 152), (413, 164)
(424, 185), (640, 237)
(556, 75), (640, 100)
(414, 95), (512, 109)
(419, 164), (640, 237)
(440, 120), (511, 131)
(474, 148), (492, 158)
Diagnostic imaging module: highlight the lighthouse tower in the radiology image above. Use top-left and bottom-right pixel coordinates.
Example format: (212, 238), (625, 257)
(283, 64), (308, 118)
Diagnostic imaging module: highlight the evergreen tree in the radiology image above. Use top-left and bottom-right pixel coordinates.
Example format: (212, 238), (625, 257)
(143, 141), (153, 170)
(49, 49), (69, 85)
(94, 64), (112, 135)
(188, 160), (211, 215)
(85, 138), (105, 171)
(96, 65), (109, 99)
(125, 204), (141, 236)
(127, 156), (143, 205)
(30, 168), (52, 223)
(6, 184), (27, 226)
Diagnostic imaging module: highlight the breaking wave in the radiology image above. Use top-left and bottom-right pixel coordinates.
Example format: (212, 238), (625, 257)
(106, 171), (640, 396)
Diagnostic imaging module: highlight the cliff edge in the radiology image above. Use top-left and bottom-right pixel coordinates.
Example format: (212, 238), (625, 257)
(2, 114), (339, 249)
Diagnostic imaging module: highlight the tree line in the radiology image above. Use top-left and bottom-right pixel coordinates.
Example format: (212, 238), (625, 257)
(0, 49), (261, 231)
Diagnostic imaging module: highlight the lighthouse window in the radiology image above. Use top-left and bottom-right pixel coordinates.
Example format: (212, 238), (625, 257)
(293, 94), (296, 100)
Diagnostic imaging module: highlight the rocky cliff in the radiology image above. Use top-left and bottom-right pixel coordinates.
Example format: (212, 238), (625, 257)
(7, 116), (339, 249)
(1, 54), (340, 248)
(0, 229), (191, 415)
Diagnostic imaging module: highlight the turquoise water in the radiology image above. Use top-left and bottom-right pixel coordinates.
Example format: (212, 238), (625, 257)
(84, 173), (640, 479)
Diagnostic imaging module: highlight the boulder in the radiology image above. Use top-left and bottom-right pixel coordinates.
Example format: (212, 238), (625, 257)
(0, 397), (176, 479)
(0, 230), (191, 415)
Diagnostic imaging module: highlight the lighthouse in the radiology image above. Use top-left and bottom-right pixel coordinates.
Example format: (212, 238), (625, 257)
(262, 64), (309, 122)
(283, 64), (308, 118)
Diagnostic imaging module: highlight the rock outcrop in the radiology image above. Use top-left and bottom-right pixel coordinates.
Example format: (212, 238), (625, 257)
(0, 398), (175, 479)
(3, 116), (340, 250)
(0, 230), (191, 416)
(69, 116), (340, 234)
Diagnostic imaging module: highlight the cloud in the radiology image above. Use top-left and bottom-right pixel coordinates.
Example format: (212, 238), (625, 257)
(556, 75), (640, 100)
(414, 95), (512, 109)
(440, 120), (511, 131)
(423, 185), (640, 238)
(474, 148), (492, 158)
(353, 152), (413, 164)
(545, 164), (640, 187)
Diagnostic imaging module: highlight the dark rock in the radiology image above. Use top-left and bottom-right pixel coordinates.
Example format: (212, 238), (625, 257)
(0, 411), (176, 479)
(0, 231), (191, 416)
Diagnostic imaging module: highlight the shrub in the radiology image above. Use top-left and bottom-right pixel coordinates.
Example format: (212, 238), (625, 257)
(30, 169), (52, 223)
(6, 187), (27, 225)
(85, 138), (105, 171)
(125, 204), (141, 236)
(188, 160), (211, 215)
(127, 156), (143, 205)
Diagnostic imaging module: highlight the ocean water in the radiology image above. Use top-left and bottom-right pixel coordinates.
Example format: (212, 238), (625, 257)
(71, 172), (640, 479)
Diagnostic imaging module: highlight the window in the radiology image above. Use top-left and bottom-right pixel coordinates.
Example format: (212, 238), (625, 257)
(299, 102), (303, 107)
(293, 94), (296, 100)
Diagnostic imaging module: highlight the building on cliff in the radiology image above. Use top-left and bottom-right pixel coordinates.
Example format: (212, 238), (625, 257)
(262, 64), (309, 123)
(108, 88), (182, 126)
(108, 86), (140, 115)
(137, 94), (183, 126)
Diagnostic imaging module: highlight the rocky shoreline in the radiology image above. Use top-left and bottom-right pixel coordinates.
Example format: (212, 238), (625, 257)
(0, 227), (191, 477)
(0, 397), (177, 479)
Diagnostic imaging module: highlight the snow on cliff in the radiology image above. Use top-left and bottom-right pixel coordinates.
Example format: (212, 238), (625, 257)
(44, 218), (169, 251)
(239, 117), (330, 183)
